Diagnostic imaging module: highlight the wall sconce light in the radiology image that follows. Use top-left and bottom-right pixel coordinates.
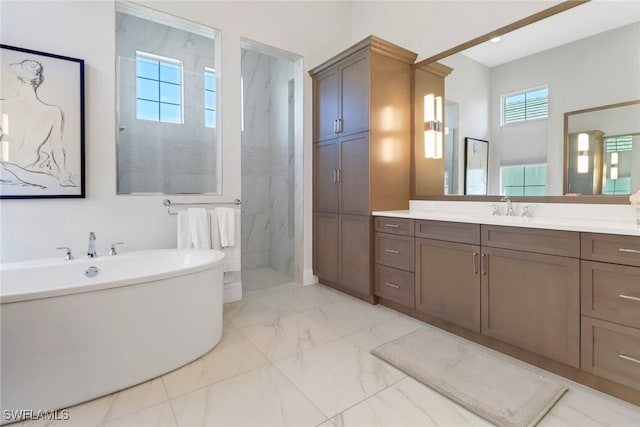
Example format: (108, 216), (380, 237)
(577, 132), (589, 173)
(424, 94), (443, 159)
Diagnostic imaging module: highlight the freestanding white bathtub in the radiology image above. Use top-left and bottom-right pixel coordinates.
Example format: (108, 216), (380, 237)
(0, 249), (224, 425)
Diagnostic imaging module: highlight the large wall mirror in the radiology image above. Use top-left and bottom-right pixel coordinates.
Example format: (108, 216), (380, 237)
(413, 0), (640, 203)
(115, 2), (221, 195)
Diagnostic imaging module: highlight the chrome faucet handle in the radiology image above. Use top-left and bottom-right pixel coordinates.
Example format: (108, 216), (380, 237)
(500, 197), (515, 216)
(109, 242), (125, 256)
(521, 204), (538, 218)
(56, 246), (73, 260)
(490, 204), (500, 216)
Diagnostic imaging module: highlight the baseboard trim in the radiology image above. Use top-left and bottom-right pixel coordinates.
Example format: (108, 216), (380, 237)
(303, 269), (318, 286)
(223, 281), (242, 303)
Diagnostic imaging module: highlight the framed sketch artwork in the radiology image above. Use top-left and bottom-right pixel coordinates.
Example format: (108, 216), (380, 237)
(0, 45), (85, 199)
(464, 137), (488, 195)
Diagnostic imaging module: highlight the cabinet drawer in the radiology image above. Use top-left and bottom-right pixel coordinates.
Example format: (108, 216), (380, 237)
(581, 233), (640, 267)
(375, 264), (415, 307)
(374, 217), (414, 236)
(481, 225), (580, 257)
(415, 220), (480, 245)
(375, 233), (415, 271)
(581, 317), (640, 391)
(581, 261), (640, 328)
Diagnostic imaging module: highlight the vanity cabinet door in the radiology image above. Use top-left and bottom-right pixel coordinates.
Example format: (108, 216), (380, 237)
(415, 238), (481, 333)
(339, 50), (370, 137)
(314, 140), (339, 213)
(313, 212), (339, 284)
(313, 66), (340, 143)
(480, 246), (580, 367)
(339, 214), (372, 297)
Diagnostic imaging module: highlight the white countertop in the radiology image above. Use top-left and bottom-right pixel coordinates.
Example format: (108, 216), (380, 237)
(373, 201), (640, 236)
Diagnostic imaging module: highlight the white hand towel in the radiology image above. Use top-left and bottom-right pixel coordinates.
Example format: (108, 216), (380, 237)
(177, 211), (193, 249)
(188, 208), (211, 249)
(221, 209), (241, 271)
(208, 210), (222, 251)
(216, 207), (236, 247)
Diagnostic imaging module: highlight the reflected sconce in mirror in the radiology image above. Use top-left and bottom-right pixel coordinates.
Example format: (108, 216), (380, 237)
(577, 132), (589, 173)
(424, 94), (443, 159)
(610, 152), (619, 180)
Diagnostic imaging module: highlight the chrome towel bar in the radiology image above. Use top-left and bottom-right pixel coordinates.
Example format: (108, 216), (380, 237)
(163, 199), (242, 215)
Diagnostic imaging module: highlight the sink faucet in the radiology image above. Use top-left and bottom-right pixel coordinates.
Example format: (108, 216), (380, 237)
(87, 232), (97, 258)
(501, 197), (515, 216)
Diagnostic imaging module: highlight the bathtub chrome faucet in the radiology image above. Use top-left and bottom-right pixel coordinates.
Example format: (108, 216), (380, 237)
(87, 232), (97, 257)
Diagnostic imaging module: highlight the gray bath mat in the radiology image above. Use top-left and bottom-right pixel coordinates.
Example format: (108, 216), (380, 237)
(372, 327), (567, 427)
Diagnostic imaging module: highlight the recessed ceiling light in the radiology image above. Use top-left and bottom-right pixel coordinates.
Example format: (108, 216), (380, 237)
(490, 37), (501, 43)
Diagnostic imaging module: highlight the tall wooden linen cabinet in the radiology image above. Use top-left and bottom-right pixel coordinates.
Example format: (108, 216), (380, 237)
(310, 36), (417, 302)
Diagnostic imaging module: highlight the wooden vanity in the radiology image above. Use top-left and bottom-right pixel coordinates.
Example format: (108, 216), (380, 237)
(374, 215), (640, 403)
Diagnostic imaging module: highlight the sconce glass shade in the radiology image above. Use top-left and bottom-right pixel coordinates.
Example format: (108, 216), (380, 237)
(578, 133), (589, 151)
(577, 154), (589, 173)
(611, 152), (619, 165)
(423, 94), (443, 159)
(610, 166), (618, 180)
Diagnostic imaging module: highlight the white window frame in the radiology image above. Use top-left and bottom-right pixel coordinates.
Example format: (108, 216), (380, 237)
(500, 85), (549, 126)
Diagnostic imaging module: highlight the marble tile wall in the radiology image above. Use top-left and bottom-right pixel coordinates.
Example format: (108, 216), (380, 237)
(241, 49), (295, 276)
(116, 12), (220, 194)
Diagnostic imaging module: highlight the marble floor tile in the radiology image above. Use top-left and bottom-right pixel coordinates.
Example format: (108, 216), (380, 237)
(100, 377), (169, 423)
(262, 281), (301, 294)
(224, 293), (298, 329)
(328, 376), (493, 427)
(302, 297), (401, 336)
(345, 315), (426, 352)
(539, 382), (640, 426)
(240, 312), (340, 361)
(161, 328), (267, 399)
(274, 338), (406, 418)
(170, 365), (326, 426)
(242, 267), (294, 289)
(268, 283), (350, 311)
(100, 402), (177, 427)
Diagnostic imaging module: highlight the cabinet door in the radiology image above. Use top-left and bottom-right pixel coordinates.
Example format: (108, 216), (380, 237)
(415, 238), (481, 332)
(340, 132), (370, 215)
(314, 66), (340, 143)
(314, 140), (339, 213)
(480, 247), (580, 367)
(339, 51), (369, 136)
(339, 214), (371, 296)
(313, 212), (339, 283)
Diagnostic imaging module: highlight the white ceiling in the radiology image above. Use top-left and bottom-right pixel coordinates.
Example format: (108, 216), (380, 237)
(462, 0), (640, 67)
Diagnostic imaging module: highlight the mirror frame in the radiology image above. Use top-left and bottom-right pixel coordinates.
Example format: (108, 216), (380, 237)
(411, 0), (630, 205)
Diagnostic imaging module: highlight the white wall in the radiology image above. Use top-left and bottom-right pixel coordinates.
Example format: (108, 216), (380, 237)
(0, 0), (351, 264)
(0, 0), (590, 273)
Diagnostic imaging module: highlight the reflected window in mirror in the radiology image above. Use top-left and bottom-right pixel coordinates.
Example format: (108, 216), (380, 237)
(116, 3), (221, 195)
(501, 86), (549, 126)
(500, 164), (547, 196)
(604, 135), (633, 195)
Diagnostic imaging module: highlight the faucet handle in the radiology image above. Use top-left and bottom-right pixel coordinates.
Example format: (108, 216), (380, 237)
(490, 203), (500, 216)
(109, 242), (125, 256)
(57, 246), (73, 260)
(521, 204), (538, 218)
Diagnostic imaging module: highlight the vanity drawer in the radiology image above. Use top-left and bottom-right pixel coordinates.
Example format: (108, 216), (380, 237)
(374, 217), (414, 236)
(581, 317), (640, 391)
(375, 233), (415, 271)
(581, 233), (640, 267)
(375, 264), (415, 307)
(415, 220), (480, 245)
(481, 225), (580, 257)
(581, 261), (640, 328)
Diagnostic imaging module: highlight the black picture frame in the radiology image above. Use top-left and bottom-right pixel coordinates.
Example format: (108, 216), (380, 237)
(1, 44), (85, 199)
(464, 137), (489, 195)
